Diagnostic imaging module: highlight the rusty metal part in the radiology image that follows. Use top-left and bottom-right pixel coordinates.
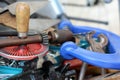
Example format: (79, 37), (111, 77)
(86, 31), (108, 75)
(98, 34), (108, 47)
(0, 30), (73, 48)
(48, 30), (74, 43)
(0, 35), (42, 48)
(86, 31), (108, 53)
(0, 12), (60, 32)
(0, 1), (49, 15)
(79, 31), (108, 80)
(41, 32), (49, 45)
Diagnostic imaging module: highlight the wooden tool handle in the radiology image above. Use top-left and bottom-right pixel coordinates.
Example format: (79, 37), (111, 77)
(16, 2), (30, 33)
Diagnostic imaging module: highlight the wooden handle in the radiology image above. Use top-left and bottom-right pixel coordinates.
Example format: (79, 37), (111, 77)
(16, 2), (30, 33)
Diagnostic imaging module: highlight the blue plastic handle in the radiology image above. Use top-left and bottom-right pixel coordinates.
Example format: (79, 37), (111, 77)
(59, 21), (120, 70)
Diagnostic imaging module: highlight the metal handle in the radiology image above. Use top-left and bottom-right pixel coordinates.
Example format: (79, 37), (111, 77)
(0, 30), (73, 48)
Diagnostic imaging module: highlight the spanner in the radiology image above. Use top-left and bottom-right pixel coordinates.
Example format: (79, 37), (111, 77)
(79, 31), (108, 80)
(87, 31), (108, 75)
(86, 31), (108, 53)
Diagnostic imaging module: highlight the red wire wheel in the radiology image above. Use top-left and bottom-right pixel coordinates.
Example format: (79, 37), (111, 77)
(0, 43), (48, 60)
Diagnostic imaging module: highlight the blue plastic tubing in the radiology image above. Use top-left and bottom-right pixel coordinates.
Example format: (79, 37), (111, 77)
(59, 20), (120, 70)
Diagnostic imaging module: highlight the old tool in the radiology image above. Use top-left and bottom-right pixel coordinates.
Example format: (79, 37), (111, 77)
(0, 1), (60, 32)
(0, 29), (73, 60)
(86, 31), (107, 75)
(86, 31), (108, 53)
(0, 1), (48, 15)
(79, 31), (108, 80)
(0, 13), (73, 60)
(59, 20), (120, 70)
(0, 29), (73, 48)
(0, 2), (49, 60)
(78, 32), (95, 80)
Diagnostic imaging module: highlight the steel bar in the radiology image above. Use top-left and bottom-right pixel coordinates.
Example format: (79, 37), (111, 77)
(67, 16), (108, 25)
(0, 30), (73, 48)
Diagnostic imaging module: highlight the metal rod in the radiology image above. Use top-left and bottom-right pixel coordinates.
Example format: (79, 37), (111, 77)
(0, 31), (38, 36)
(0, 30), (73, 48)
(67, 16), (109, 25)
(101, 68), (106, 75)
(0, 35), (42, 48)
(79, 62), (87, 80)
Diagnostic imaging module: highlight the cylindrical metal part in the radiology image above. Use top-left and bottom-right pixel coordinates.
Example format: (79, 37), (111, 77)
(16, 2), (30, 38)
(0, 35), (42, 48)
(0, 30), (74, 48)
(48, 30), (74, 44)
(18, 32), (27, 38)
(79, 62), (88, 80)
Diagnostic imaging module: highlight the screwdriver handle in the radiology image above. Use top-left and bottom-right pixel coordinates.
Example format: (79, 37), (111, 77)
(16, 2), (30, 38)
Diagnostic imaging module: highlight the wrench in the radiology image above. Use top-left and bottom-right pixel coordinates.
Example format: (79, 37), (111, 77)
(79, 31), (108, 80)
(86, 31), (108, 53)
(86, 31), (108, 75)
